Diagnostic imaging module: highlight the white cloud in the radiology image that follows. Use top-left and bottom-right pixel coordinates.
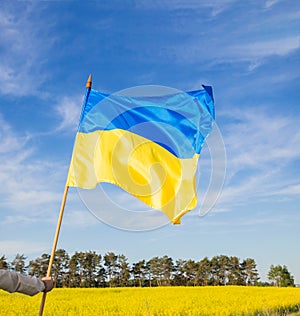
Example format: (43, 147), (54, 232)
(0, 3), (53, 96)
(175, 36), (300, 71)
(221, 109), (300, 170)
(231, 36), (300, 59)
(0, 115), (65, 221)
(0, 116), (31, 154)
(2, 215), (49, 225)
(212, 108), (300, 210)
(161, 2), (300, 72)
(76, 185), (170, 231)
(136, 0), (238, 16)
(55, 96), (83, 132)
(63, 210), (98, 228)
(264, 0), (281, 8)
(0, 240), (48, 258)
(275, 184), (300, 196)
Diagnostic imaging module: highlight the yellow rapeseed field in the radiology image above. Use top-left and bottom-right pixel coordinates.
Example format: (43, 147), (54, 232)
(1, 286), (300, 316)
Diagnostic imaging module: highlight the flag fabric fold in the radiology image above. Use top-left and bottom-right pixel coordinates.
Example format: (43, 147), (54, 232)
(67, 86), (214, 224)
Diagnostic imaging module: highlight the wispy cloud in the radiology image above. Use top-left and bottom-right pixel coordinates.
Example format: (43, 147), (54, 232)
(0, 115), (64, 221)
(0, 115), (31, 154)
(63, 209), (98, 228)
(212, 107), (300, 210)
(264, 0), (281, 8)
(230, 36), (300, 65)
(149, 2), (300, 72)
(0, 240), (48, 258)
(221, 108), (300, 171)
(55, 95), (83, 132)
(274, 184), (300, 196)
(136, 0), (239, 16)
(76, 186), (170, 231)
(0, 3), (54, 96)
(174, 35), (300, 71)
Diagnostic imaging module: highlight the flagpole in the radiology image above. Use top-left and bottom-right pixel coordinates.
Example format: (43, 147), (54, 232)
(38, 74), (92, 316)
(38, 185), (69, 316)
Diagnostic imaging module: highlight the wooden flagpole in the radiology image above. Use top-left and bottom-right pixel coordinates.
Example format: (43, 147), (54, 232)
(38, 185), (69, 316)
(38, 75), (92, 316)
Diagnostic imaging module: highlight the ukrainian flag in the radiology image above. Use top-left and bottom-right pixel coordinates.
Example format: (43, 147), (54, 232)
(67, 85), (214, 224)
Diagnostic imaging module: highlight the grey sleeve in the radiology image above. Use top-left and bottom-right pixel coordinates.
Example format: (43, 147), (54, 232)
(0, 270), (45, 296)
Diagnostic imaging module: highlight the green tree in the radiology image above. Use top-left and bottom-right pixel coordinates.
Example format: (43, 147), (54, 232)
(40, 253), (50, 276)
(96, 262), (106, 288)
(183, 259), (198, 286)
(196, 257), (211, 286)
(68, 252), (80, 287)
(147, 257), (161, 286)
(227, 256), (243, 285)
(28, 253), (50, 279)
(280, 266), (295, 287)
(28, 258), (41, 277)
(218, 255), (231, 286)
(0, 255), (9, 270)
(77, 251), (87, 287)
(132, 260), (146, 287)
(210, 256), (221, 285)
(173, 259), (187, 286)
(11, 254), (27, 274)
(161, 256), (174, 286)
(268, 265), (294, 287)
(145, 260), (152, 287)
(117, 254), (130, 287)
(53, 249), (69, 287)
(68, 251), (88, 287)
(104, 252), (118, 287)
(268, 265), (282, 287)
(240, 258), (259, 285)
(145, 256), (174, 286)
(83, 251), (102, 288)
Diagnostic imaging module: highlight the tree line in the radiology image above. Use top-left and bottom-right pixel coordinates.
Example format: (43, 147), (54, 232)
(0, 251), (295, 288)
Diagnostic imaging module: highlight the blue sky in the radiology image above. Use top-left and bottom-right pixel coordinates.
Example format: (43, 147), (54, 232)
(0, 0), (300, 283)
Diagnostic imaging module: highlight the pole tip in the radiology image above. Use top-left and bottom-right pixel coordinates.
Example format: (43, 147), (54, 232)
(86, 74), (92, 89)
